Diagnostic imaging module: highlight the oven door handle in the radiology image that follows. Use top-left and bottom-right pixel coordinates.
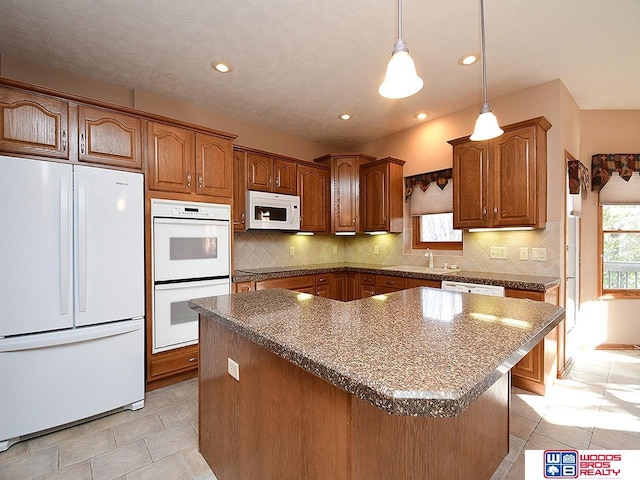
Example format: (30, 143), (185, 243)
(153, 218), (230, 226)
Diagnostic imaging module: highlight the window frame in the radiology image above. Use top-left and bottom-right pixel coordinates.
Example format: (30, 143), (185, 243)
(411, 215), (463, 251)
(599, 204), (640, 299)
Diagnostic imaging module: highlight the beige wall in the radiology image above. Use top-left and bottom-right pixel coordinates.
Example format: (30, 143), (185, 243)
(578, 110), (640, 345)
(0, 55), (335, 160)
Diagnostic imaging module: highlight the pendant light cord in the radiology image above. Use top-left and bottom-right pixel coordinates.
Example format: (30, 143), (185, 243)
(480, 0), (488, 105)
(398, 0), (403, 40)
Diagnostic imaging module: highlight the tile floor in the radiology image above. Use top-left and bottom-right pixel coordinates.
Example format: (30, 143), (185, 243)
(0, 348), (638, 480)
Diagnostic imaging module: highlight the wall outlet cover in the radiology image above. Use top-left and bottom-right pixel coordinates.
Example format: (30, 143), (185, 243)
(373, 245), (379, 255)
(519, 247), (529, 260)
(228, 358), (239, 381)
(289, 246), (295, 256)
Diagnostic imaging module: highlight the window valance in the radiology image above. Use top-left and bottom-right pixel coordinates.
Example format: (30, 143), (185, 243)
(404, 168), (452, 202)
(567, 159), (589, 196)
(592, 154), (640, 191)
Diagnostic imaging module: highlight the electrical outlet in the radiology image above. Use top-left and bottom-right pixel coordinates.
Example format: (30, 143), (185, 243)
(228, 358), (239, 381)
(373, 245), (379, 255)
(532, 247), (547, 261)
(332, 245), (338, 255)
(289, 246), (295, 256)
(489, 246), (507, 259)
(519, 247), (529, 260)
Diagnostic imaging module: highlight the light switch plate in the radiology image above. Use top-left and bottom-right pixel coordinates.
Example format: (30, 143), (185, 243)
(532, 247), (547, 261)
(333, 245), (338, 254)
(228, 358), (239, 381)
(490, 246), (507, 259)
(289, 246), (295, 256)
(373, 245), (379, 255)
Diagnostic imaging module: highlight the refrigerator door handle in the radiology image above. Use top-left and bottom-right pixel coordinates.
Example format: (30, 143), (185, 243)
(78, 177), (88, 312)
(60, 177), (70, 315)
(0, 318), (143, 353)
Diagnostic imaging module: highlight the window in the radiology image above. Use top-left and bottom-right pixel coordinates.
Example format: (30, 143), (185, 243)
(412, 213), (463, 250)
(601, 204), (640, 297)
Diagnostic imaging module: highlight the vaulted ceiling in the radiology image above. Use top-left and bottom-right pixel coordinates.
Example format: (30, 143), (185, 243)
(1, 0), (638, 149)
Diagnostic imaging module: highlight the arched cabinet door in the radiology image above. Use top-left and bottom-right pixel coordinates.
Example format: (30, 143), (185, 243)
(146, 121), (194, 194)
(0, 88), (69, 159)
(196, 133), (232, 198)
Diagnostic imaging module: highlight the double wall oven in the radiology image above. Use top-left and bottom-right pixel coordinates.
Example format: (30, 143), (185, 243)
(151, 199), (231, 353)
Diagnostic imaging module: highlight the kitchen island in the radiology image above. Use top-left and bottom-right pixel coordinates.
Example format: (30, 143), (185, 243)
(191, 287), (564, 479)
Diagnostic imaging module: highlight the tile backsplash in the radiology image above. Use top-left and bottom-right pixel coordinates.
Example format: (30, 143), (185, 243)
(233, 222), (561, 277)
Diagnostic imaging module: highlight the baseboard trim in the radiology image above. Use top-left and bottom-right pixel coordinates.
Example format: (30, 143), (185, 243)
(595, 343), (639, 350)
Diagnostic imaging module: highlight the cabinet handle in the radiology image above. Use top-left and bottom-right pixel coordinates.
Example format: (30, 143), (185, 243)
(241, 212), (245, 224)
(187, 173), (192, 188)
(319, 278), (326, 283)
(493, 206), (498, 219)
(80, 133), (85, 154)
(198, 175), (203, 189)
(482, 207), (487, 221)
(268, 176), (272, 187)
(276, 175), (280, 188)
(188, 357), (196, 363)
(62, 130), (67, 152)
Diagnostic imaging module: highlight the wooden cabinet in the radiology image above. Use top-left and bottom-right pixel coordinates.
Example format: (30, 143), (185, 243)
(376, 274), (406, 294)
(405, 278), (441, 289)
(147, 345), (199, 390)
(247, 152), (297, 195)
(359, 273), (377, 298)
(507, 285), (560, 395)
(233, 148), (247, 231)
(450, 116), (551, 230)
(233, 280), (255, 293)
(0, 88), (70, 159)
(297, 163), (330, 233)
(315, 273), (332, 298)
(256, 275), (315, 293)
(360, 157), (405, 233)
(343, 272), (359, 301)
(314, 153), (376, 233)
(147, 121), (232, 199)
(78, 105), (142, 169)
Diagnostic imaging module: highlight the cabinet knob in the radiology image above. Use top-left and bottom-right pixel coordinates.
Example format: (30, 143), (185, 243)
(352, 218), (356, 224)
(187, 173), (192, 188)
(482, 207), (487, 220)
(493, 206), (498, 219)
(268, 177), (272, 187)
(198, 175), (203, 189)
(241, 212), (245, 224)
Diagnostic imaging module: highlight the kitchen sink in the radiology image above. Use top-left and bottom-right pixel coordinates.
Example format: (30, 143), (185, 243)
(380, 265), (459, 275)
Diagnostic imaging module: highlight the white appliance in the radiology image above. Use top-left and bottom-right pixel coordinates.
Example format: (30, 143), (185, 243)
(441, 281), (505, 297)
(151, 199), (231, 353)
(246, 190), (300, 230)
(0, 155), (145, 452)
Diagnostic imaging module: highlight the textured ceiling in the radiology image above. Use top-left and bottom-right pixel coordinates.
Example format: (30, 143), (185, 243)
(0, 0), (638, 149)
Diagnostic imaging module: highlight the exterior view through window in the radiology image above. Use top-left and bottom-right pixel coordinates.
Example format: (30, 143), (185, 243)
(601, 204), (640, 295)
(413, 213), (462, 250)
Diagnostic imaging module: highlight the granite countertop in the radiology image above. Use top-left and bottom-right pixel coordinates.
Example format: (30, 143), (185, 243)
(232, 262), (561, 292)
(190, 287), (564, 417)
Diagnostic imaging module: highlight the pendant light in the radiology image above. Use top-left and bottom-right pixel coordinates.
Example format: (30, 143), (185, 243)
(470, 0), (503, 141)
(379, 0), (423, 99)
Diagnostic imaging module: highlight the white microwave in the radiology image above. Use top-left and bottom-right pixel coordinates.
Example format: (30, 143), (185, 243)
(246, 191), (300, 231)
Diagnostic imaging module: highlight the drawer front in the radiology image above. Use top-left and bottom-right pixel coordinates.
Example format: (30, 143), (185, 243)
(150, 349), (198, 378)
(256, 275), (315, 290)
(376, 274), (406, 289)
(315, 273), (332, 285)
(405, 278), (441, 289)
(360, 274), (376, 286)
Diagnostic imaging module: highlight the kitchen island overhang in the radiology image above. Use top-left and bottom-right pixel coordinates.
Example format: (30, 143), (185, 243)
(191, 287), (564, 479)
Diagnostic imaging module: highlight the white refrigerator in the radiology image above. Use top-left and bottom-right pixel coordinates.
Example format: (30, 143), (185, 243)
(0, 155), (145, 451)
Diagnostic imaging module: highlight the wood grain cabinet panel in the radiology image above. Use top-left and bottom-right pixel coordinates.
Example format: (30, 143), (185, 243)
(0, 88), (69, 159)
(147, 121), (194, 194)
(314, 153), (376, 233)
(360, 157), (405, 233)
(233, 148), (247, 231)
(274, 158), (297, 195)
(196, 133), (232, 197)
(450, 116), (550, 230)
(297, 163), (329, 233)
(247, 152), (273, 192)
(78, 105), (142, 169)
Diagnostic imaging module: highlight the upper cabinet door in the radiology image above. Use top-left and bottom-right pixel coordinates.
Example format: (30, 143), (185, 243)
(78, 105), (142, 169)
(297, 163), (329, 233)
(195, 133), (232, 198)
(360, 163), (387, 232)
(334, 156), (360, 232)
(0, 88), (69, 159)
(274, 158), (297, 195)
(493, 126), (537, 227)
(147, 121), (194, 194)
(233, 149), (247, 231)
(247, 152), (273, 192)
(452, 141), (489, 229)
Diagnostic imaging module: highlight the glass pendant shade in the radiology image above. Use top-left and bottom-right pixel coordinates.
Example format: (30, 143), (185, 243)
(379, 47), (424, 99)
(470, 103), (503, 141)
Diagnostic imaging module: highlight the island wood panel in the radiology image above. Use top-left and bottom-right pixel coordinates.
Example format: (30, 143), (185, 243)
(200, 317), (350, 480)
(200, 316), (509, 480)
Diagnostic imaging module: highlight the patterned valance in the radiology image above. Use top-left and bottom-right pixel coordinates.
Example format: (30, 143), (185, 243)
(567, 159), (589, 196)
(592, 154), (640, 191)
(404, 168), (452, 202)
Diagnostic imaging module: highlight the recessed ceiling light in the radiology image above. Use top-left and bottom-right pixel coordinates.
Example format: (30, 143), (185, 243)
(458, 54), (479, 66)
(414, 112), (428, 120)
(212, 62), (232, 73)
(339, 113), (352, 120)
